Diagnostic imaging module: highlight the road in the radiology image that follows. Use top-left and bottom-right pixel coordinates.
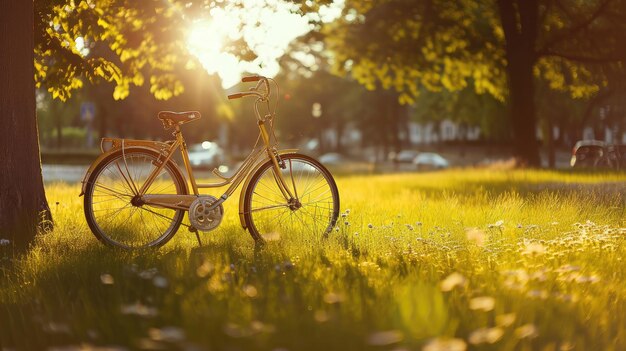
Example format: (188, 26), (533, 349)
(43, 164), (89, 183)
(42, 164), (218, 183)
(42, 153), (576, 183)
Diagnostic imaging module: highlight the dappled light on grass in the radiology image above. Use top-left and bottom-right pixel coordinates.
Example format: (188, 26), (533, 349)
(1, 170), (625, 350)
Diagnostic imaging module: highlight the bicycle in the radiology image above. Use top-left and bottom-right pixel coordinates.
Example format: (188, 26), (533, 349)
(80, 76), (340, 249)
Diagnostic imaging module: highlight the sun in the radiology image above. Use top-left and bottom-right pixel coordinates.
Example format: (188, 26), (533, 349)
(185, 2), (313, 89)
(187, 14), (242, 88)
(187, 21), (223, 56)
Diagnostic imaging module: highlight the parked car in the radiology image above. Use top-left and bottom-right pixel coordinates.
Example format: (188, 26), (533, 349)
(570, 140), (626, 170)
(319, 152), (344, 166)
(188, 141), (224, 169)
(395, 150), (420, 163)
(570, 140), (606, 168)
(413, 152), (450, 170)
(607, 144), (626, 170)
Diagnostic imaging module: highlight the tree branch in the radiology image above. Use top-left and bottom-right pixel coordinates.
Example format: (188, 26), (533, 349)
(538, 0), (555, 28)
(554, 0), (576, 21)
(582, 88), (613, 126)
(540, 0), (612, 52)
(540, 49), (626, 63)
(497, 0), (520, 43)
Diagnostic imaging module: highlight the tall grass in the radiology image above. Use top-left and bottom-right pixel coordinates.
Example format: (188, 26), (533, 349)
(1, 169), (625, 350)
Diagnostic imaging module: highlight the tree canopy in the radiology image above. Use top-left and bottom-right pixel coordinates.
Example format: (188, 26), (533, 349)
(322, 0), (626, 103)
(34, 0), (258, 102)
(315, 0), (626, 164)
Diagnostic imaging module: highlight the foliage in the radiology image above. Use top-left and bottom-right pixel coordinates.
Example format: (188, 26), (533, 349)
(2, 170), (626, 350)
(321, 0), (506, 105)
(33, 0), (255, 102)
(311, 0), (626, 164)
(319, 0), (626, 104)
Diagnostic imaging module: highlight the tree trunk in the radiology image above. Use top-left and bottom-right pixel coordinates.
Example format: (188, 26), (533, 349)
(55, 104), (62, 148)
(98, 104), (107, 140)
(581, 89), (612, 139)
(507, 60), (541, 166)
(389, 93), (402, 154)
(317, 122), (325, 154)
(0, 0), (52, 252)
(401, 106), (411, 148)
(543, 117), (555, 168)
(617, 113), (625, 144)
(375, 89), (390, 161)
(498, 0), (541, 166)
(334, 119), (344, 152)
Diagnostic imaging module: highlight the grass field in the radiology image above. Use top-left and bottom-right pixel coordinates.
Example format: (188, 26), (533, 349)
(1, 169), (625, 351)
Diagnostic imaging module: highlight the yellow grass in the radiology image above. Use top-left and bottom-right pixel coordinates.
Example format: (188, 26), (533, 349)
(1, 169), (625, 350)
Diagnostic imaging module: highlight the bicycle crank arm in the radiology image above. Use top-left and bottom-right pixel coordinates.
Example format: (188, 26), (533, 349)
(207, 194), (228, 211)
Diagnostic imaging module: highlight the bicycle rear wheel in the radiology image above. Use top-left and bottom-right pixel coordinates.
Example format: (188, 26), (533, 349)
(83, 148), (187, 249)
(243, 153), (340, 242)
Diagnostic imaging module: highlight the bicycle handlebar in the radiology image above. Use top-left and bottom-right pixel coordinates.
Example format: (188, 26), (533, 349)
(227, 75), (275, 122)
(228, 76), (269, 101)
(242, 75), (261, 82)
(227, 91), (264, 100)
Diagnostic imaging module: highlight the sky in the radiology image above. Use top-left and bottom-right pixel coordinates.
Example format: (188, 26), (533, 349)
(186, 0), (343, 88)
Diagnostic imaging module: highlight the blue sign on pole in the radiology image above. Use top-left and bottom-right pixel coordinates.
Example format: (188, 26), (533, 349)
(81, 102), (95, 147)
(81, 102), (95, 122)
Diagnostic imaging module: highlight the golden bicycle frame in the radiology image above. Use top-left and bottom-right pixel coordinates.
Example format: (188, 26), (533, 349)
(80, 89), (298, 232)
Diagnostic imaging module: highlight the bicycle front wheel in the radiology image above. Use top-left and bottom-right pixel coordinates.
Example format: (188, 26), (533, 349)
(83, 148), (187, 249)
(243, 153), (340, 242)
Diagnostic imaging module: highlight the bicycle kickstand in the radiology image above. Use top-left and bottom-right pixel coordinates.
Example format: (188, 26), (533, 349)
(189, 226), (202, 247)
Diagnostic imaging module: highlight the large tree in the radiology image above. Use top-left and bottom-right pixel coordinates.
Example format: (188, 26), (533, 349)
(1, 0), (189, 250)
(316, 0), (626, 166)
(0, 0), (51, 251)
(0, 0), (262, 250)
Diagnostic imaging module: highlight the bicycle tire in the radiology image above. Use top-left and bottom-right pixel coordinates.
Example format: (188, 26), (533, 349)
(83, 148), (187, 249)
(243, 153), (340, 242)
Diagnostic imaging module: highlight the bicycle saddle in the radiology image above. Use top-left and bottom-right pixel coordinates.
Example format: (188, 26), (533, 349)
(158, 111), (201, 129)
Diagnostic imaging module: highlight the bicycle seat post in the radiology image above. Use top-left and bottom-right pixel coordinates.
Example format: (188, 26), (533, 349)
(174, 125), (200, 195)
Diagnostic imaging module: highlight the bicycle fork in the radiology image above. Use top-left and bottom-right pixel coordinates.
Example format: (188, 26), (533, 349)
(258, 119), (298, 205)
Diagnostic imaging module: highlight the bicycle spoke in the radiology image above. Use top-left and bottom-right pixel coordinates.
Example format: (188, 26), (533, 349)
(249, 204), (289, 213)
(300, 176), (322, 204)
(92, 182), (133, 199)
(103, 166), (135, 195)
(96, 203), (133, 227)
(302, 189), (332, 204)
(289, 159), (298, 199)
(252, 190), (284, 205)
(114, 161), (138, 196)
(91, 196), (128, 205)
(138, 206), (177, 225)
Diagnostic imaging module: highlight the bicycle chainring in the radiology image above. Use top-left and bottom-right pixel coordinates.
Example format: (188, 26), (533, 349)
(189, 195), (224, 232)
